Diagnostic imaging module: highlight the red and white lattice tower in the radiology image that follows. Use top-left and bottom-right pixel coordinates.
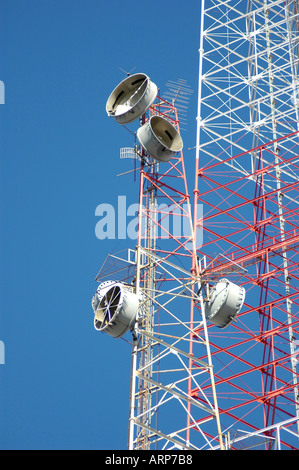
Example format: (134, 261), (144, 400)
(127, 96), (224, 450)
(96, 72), (225, 451)
(96, 0), (299, 449)
(192, 0), (299, 449)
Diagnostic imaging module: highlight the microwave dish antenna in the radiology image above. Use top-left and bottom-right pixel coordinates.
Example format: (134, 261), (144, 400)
(106, 73), (158, 125)
(137, 115), (183, 162)
(92, 280), (139, 338)
(204, 278), (246, 329)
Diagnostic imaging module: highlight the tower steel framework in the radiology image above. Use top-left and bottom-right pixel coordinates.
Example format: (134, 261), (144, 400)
(191, 0), (299, 449)
(127, 98), (224, 450)
(127, 0), (299, 450)
(97, 0), (299, 451)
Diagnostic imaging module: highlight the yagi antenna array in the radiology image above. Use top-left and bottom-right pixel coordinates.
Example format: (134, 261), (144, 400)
(162, 78), (194, 131)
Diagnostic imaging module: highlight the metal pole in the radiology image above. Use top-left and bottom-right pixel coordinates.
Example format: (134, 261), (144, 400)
(127, 164), (145, 450)
(199, 258), (224, 451)
(128, 334), (138, 450)
(193, 0), (224, 450)
(263, 0), (299, 432)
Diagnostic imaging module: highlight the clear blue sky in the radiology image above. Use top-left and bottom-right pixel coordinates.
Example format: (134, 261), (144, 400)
(0, 0), (201, 449)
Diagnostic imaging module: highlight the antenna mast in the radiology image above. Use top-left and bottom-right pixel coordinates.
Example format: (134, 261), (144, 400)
(193, 0), (299, 448)
(127, 97), (224, 450)
(94, 73), (226, 450)
(92, 0), (299, 448)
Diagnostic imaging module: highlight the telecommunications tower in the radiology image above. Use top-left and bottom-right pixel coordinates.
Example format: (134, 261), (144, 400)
(92, 0), (299, 451)
(192, 0), (299, 449)
(93, 72), (230, 450)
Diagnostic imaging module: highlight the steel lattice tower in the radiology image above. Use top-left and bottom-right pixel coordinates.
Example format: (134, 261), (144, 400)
(127, 98), (224, 450)
(95, 0), (299, 451)
(192, 0), (299, 449)
(96, 79), (225, 450)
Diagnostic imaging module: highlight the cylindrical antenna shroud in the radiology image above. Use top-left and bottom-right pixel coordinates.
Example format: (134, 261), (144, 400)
(106, 73), (158, 125)
(137, 115), (183, 162)
(92, 280), (139, 338)
(204, 278), (245, 328)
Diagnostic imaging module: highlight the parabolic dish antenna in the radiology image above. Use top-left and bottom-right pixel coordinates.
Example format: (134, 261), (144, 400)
(204, 278), (245, 328)
(106, 73), (158, 125)
(92, 280), (139, 338)
(137, 115), (183, 162)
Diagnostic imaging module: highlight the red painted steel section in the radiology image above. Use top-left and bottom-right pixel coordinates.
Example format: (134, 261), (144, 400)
(191, 133), (299, 449)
